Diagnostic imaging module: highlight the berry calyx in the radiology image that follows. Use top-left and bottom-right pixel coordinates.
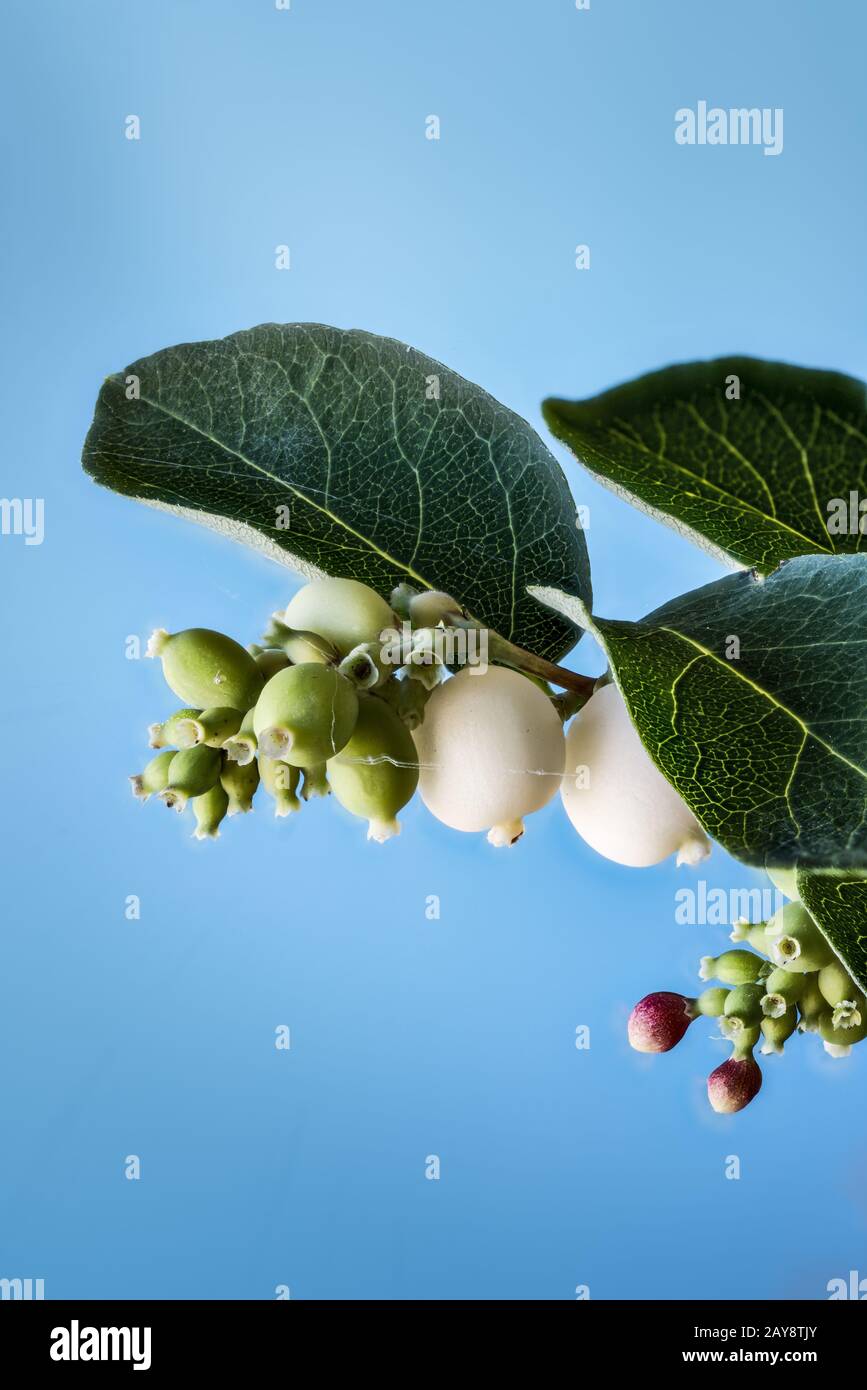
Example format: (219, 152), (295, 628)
(148, 707), (202, 749)
(818, 1009), (867, 1056)
(761, 966), (804, 1014)
(729, 920), (776, 958)
(253, 663), (359, 766)
(174, 706), (244, 750)
(768, 903), (835, 973)
(817, 960), (866, 1030)
(338, 643), (385, 690)
(222, 708), (257, 766)
(130, 749), (175, 802)
(760, 1006), (798, 1056)
(722, 983), (766, 1032)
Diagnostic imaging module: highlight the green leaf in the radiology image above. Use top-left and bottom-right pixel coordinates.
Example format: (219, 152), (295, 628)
(531, 553), (867, 869)
(82, 323), (590, 661)
(543, 357), (867, 575)
(797, 870), (867, 994)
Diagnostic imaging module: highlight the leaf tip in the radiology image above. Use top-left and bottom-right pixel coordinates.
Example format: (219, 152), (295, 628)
(527, 584), (591, 633)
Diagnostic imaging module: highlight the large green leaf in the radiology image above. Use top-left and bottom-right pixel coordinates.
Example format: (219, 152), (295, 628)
(82, 323), (590, 661)
(531, 553), (867, 869)
(797, 870), (867, 994)
(543, 357), (867, 575)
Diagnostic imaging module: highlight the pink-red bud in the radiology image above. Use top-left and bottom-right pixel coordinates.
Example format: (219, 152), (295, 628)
(707, 1054), (762, 1114)
(628, 992), (696, 1054)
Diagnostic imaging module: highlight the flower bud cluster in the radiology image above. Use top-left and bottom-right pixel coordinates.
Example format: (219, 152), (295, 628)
(628, 899), (865, 1113)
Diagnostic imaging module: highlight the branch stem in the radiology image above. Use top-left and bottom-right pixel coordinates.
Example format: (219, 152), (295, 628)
(448, 618), (595, 699)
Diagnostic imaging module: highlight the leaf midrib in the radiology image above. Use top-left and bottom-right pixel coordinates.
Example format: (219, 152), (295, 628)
(116, 377), (435, 591)
(598, 419), (834, 558)
(655, 626), (867, 784)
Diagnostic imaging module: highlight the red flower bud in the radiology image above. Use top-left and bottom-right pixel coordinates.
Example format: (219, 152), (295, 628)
(628, 992), (696, 1054)
(707, 1054), (762, 1114)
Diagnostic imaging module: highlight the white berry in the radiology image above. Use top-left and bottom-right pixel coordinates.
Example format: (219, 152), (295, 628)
(560, 682), (709, 868)
(413, 666), (565, 846)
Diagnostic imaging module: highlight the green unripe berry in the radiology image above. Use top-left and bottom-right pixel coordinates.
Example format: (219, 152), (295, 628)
(158, 745), (223, 812)
(729, 921), (776, 958)
(768, 903), (835, 972)
(148, 707), (201, 749)
(818, 960), (863, 1008)
(764, 899), (804, 938)
(174, 707), (244, 749)
(262, 616), (340, 665)
(815, 962), (865, 1030)
(253, 663), (359, 766)
(281, 578), (394, 663)
(389, 583), (418, 620)
(130, 749), (175, 802)
(192, 782), (229, 839)
(300, 763), (329, 800)
(695, 987), (729, 1018)
(766, 866), (800, 902)
(723, 983), (766, 1030)
(760, 1005), (798, 1056)
(327, 693), (419, 842)
(408, 589), (462, 628)
(223, 707), (257, 766)
(252, 648), (290, 680)
(259, 755), (301, 817)
(699, 950), (764, 986)
(761, 966), (805, 1010)
(220, 757), (260, 815)
(797, 974), (826, 1032)
(818, 1009), (867, 1054)
(147, 628), (263, 711)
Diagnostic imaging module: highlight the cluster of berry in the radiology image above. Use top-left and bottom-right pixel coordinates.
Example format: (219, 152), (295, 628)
(130, 574), (855, 1116)
(132, 573), (722, 859)
(130, 578), (420, 841)
(629, 898), (866, 1113)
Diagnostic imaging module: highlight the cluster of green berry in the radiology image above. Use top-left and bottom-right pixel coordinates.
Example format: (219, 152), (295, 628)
(130, 578), (422, 842)
(130, 575), (604, 848)
(629, 894), (867, 1113)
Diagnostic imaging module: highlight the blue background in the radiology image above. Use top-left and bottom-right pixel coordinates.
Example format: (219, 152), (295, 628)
(2, 0), (865, 1300)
